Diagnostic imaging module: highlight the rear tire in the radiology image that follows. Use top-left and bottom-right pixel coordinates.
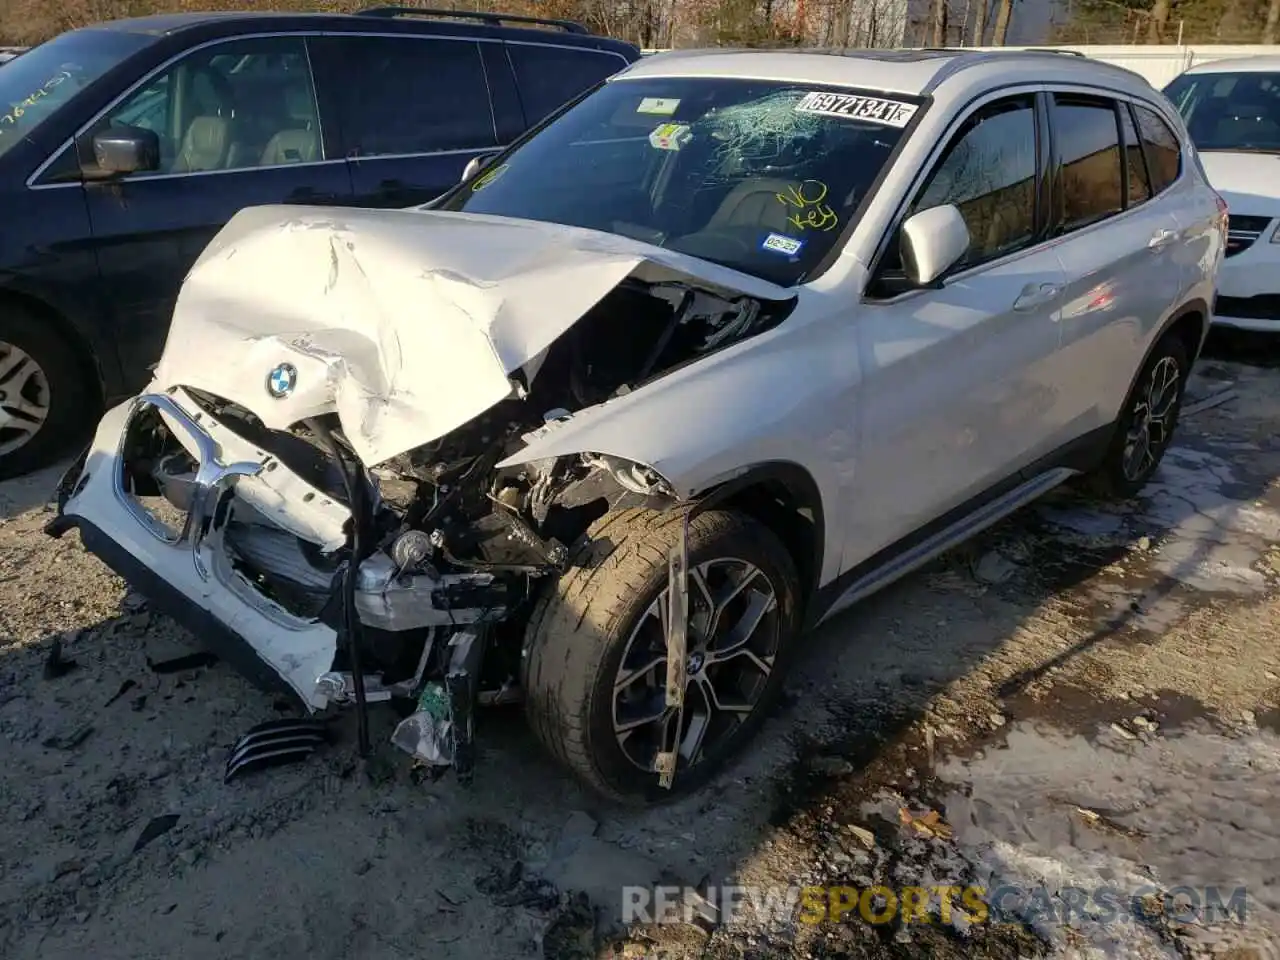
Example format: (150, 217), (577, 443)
(522, 507), (801, 804)
(0, 305), (94, 482)
(1083, 331), (1189, 501)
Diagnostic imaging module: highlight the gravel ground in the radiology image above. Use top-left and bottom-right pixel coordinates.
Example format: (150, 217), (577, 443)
(1, 336), (1278, 960)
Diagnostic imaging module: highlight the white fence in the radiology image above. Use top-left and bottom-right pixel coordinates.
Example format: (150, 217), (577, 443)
(641, 44), (1280, 88)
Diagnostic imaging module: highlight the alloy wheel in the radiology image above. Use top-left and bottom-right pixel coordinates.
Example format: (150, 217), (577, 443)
(0, 340), (51, 457)
(611, 557), (780, 774)
(1121, 355), (1180, 483)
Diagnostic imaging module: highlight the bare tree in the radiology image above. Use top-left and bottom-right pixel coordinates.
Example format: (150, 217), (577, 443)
(972, 0), (988, 44)
(1266, 0), (1280, 44)
(1146, 0), (1171, 42)
(929, 0), (947, 44)
(991, 0), (1013, 44)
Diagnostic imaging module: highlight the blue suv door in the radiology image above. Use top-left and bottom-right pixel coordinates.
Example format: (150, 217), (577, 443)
(65, 34), (353, 385)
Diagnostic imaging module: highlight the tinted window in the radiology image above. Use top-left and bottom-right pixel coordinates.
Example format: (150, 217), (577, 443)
(1120, 105), (1151, 206)
(337, 37), (496, 156)
(0, 29), (152, 160)
(438, 78), (921, 286)
(912, 96), (1037, 267)
(1054, 97), (1123, 230)
(1134, 104), (1181, 193)
(507, 44), (625, 125)
(1165, 71), (1280, 152)
(93, 36), (322, 175)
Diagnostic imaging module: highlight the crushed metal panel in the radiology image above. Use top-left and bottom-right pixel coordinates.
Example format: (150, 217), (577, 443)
(153, 205), (792, 468)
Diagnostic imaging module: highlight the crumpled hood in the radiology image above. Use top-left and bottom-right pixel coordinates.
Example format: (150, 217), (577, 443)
(154, 204), (793, 466)
(1198, 151), (1280, 214)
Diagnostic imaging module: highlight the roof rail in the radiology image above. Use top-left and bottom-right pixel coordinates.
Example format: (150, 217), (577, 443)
(1018, 47), (1086, 56)
(355, 6), (590, 34)
(916, 45), (1085, 56)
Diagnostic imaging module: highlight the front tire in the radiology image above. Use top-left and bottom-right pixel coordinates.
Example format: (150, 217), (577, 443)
(1083, 331), (1189, 500)
(0, 306), (93, 481)
(522, 507), (801, 804)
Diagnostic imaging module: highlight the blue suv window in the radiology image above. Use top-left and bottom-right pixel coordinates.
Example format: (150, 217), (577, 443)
(0, 28), (152, 160)
(91, 36), (323, 175)
(334, 37), (497, 157)
(506, 44), (626, 125)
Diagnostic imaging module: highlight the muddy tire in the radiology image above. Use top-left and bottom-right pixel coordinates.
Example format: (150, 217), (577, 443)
(0, 305), (93, 481)
(522, 507), (800, 804)
(1083, 331), (1189, 501)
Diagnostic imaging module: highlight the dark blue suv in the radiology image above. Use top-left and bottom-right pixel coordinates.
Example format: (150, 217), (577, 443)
(0, 7), (638, 478)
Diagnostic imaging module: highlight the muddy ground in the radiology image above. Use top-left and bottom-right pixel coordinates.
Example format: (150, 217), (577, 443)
(1, 334), (1279, 960)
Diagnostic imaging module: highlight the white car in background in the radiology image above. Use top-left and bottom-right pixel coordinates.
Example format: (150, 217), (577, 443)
(51, 47), (1222, 802)
(1166, 56), (1280, 331)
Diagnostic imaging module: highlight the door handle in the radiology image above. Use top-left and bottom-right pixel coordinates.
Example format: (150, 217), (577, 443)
(285, 189), (340, 204)
(1012, 281), (1063, 311)
(1148, 227), (1179, 250)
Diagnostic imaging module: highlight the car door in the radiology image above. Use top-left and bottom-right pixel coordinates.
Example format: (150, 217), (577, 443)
(844, 91), (1068, 568)
(72, 34), (352, 387)
(1045, 92), (1188, 439)
(313, 35), (503, 208)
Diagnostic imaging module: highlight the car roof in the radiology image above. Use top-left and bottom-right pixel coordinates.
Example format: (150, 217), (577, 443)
(622, 47), (1153, 99)
(88, 9), (639, 56)
(1182, 55), (1280, 74)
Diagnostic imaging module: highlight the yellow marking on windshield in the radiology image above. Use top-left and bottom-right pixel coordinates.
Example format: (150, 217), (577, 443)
(777, 179), (839, 232)
(471, 163), (509, 192)
(1, 70), (72, 128)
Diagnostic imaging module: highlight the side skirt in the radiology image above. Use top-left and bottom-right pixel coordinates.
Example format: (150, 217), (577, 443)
(808, 423), (1112, 628)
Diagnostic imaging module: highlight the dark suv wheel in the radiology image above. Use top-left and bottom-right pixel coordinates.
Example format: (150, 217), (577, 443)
(0, 305), (92, 481)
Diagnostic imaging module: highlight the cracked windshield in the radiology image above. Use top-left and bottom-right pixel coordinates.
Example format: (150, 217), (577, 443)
(440, 77), (923, 285)
(0, 28), (151, 160)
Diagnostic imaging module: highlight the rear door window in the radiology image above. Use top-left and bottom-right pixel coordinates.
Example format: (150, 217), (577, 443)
(505, 44), (627, 125)
(335, 37), (497, 157)
(1052, 95), (1124, 231)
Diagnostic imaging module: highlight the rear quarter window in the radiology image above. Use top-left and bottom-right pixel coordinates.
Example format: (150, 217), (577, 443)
(1134, 104), (1181, 193)
(506, 44), (627, 125)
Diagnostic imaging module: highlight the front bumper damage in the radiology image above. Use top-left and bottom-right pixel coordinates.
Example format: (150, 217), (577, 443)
(48, 388), (508, 779)
(45, 205), (799, 790)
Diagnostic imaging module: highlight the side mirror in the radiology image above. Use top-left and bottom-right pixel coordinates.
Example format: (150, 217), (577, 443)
(461, 151), (500, 184)
(900, 204), (970, 286)
(91, 125), (160, 176)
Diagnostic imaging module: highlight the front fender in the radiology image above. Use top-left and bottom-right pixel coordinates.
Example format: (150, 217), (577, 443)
(497, 322), (853, 584)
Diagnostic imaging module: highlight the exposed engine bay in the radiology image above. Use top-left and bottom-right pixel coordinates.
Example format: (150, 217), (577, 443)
(104, 275), (790, 780)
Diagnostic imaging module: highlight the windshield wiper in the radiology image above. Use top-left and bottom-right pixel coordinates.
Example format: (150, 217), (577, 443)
(1199, 146), (1280, 155)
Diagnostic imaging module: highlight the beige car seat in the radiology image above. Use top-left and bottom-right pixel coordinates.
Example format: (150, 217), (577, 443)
(704, 178), (801, 235)
(259, 129), (320, 166)
(172, 116), (230, 172)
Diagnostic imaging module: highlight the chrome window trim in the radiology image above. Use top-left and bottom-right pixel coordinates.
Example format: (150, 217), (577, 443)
(862, 80), (1189, 307)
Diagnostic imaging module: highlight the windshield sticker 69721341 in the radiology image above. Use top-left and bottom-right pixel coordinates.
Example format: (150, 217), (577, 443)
(794, 91), (918, 128)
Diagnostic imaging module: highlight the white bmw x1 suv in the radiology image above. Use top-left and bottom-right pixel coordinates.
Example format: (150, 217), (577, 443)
(50, 47), (1223, 802)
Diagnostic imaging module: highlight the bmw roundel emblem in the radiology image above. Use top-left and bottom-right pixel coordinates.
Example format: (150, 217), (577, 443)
(266, 363), (298, 399)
